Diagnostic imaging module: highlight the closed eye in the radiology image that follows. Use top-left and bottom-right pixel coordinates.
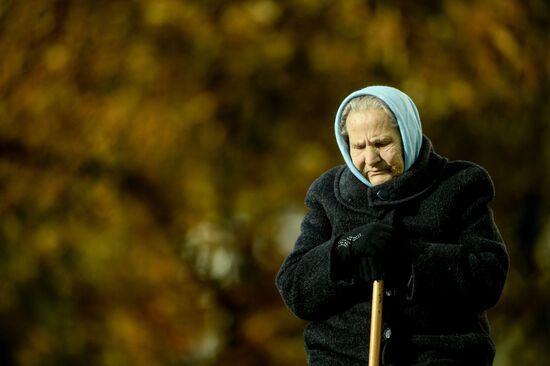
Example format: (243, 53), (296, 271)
(373, 139), (392, 148)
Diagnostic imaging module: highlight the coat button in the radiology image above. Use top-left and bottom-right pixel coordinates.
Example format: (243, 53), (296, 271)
(376, 189), (390, 201)
(383, 327), (392, 339)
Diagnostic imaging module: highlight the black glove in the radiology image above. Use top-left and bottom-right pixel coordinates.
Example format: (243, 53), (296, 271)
(334, 222), (396, 283)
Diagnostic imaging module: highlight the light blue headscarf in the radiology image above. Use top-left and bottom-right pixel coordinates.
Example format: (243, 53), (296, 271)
(334, 85), (423, 187)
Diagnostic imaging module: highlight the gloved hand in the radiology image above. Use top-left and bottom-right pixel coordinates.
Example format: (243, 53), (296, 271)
(334, 222), (396, 283)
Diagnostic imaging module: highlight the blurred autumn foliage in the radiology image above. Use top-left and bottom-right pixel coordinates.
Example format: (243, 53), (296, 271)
(0, 0), (549, 365)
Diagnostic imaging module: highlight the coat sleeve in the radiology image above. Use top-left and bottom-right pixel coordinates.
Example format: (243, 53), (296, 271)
(275, 177), (367, 321)
(407, 165), (509, 311)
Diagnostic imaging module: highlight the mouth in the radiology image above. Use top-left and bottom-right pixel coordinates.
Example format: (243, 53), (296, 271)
(368, 170), (389, 176)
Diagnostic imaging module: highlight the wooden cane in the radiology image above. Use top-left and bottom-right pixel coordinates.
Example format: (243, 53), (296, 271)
(368, 280), (384, 366)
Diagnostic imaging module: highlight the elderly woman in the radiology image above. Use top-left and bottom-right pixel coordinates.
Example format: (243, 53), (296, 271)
(275, 86), (509, 366)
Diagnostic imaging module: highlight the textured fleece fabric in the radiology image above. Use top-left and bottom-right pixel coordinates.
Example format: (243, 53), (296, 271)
(275, 137), (509, 365)
(335, 85), (423, 187)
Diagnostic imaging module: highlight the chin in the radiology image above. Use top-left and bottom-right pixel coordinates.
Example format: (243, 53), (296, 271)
(369, 175), (392, 186)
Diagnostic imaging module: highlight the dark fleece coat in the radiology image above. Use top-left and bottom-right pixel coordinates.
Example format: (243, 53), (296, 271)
(275, 137), (509, 366)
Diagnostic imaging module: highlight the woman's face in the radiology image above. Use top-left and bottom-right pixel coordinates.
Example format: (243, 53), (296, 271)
(346, 109), (404, 186)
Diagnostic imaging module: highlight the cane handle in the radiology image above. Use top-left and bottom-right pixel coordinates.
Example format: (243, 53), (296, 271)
(368, 280), (384, 366)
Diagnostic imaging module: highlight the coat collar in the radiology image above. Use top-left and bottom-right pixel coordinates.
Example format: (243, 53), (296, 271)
(334, 136), (447, 211)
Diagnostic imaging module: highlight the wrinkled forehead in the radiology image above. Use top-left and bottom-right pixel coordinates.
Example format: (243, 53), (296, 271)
(346, 109), (401, 137)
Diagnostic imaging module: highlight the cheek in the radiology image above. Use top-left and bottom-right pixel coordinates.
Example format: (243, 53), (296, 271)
(350, 150), (365, 168)
(383, 147), (404, 170)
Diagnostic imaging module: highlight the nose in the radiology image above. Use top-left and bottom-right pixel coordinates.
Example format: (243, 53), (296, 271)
(363, 147), (381, 166)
